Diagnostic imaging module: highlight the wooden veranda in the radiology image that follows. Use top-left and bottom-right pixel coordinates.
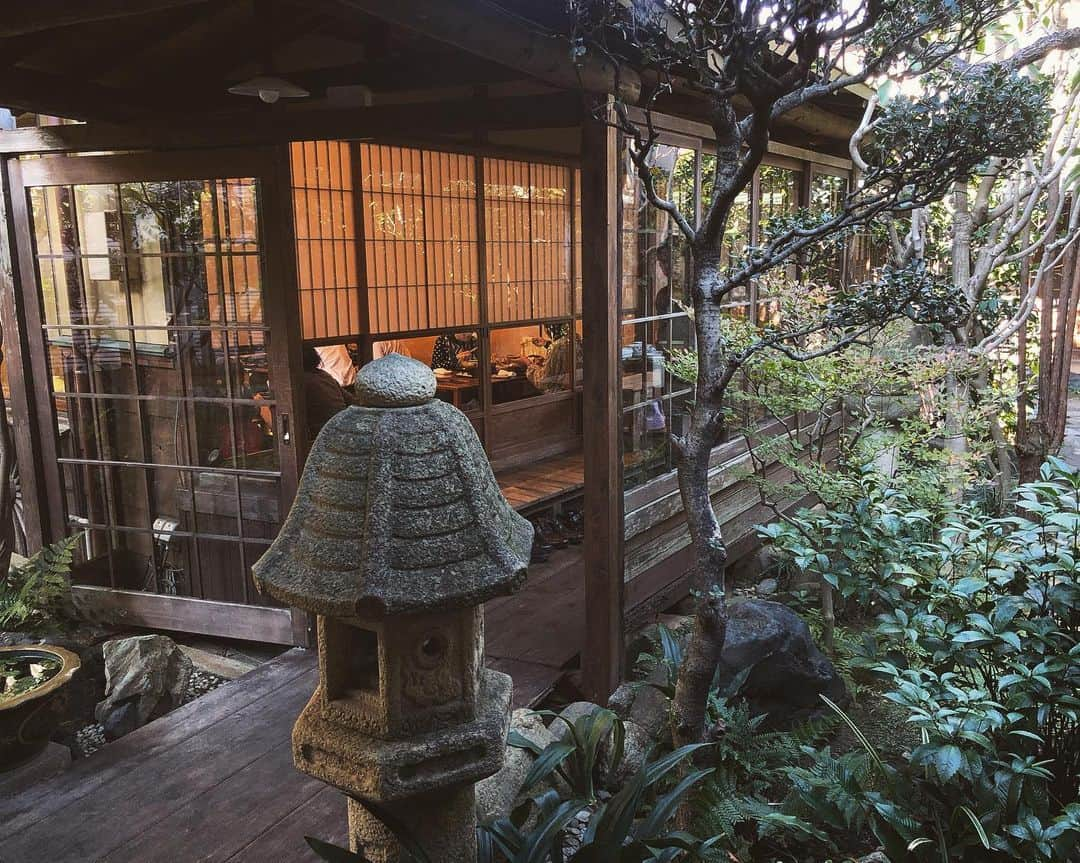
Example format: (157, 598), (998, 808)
(0, 585), (582, 863)
(0, 650), (339, 863)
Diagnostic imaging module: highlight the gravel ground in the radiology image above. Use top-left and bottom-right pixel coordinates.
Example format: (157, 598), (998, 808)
(71, 669), (227, 758)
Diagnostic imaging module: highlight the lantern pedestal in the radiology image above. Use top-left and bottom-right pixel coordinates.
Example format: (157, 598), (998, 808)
(347, 786), (477, 863)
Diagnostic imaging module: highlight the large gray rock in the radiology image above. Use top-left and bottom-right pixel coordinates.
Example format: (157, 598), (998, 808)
(94, 634), (192, 737)
(716, 600), (846, 727)
(476, 708), (560, 823)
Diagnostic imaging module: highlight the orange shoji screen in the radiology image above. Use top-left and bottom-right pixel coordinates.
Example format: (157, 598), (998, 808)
(290, 141), (359, 340)
(359, 144), (479, 333)
(483, 158), (572, 324)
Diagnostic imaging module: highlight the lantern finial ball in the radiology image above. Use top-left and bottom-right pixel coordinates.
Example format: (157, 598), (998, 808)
(354, 353), (437, 407)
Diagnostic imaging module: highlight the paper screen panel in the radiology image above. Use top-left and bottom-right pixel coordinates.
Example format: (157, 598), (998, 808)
(484, 158), (571, 325)
(360, 144), (479, 333)
(290, 141), (358, 340)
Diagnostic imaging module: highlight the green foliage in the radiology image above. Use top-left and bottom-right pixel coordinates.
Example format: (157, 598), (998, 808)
(759, 459), (1080, 860)
(510, 707), (626, 802)
(485, 708), (715, 863)
(866, 66), (1052, 200)
(0, 534), (81, 632)
(691, 687), (840, 860)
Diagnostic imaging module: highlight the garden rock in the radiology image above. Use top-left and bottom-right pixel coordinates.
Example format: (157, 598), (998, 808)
(608, 666), (671, 738)
(715, 599), (846, 727)
(605, 719), (652, 786)
(551, 703), (654, 787)
(475, 708), (559, 823)
(100, 700), (139, 741)
(629, 666), (672, 736)
(94, 634), (193, 737)
(756, 577), (779, 596)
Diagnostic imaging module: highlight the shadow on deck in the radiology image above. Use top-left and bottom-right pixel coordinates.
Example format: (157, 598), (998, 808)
(0, 548), (584, 863)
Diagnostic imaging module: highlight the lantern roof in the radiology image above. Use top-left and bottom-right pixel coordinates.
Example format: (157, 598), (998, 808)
(253, 354), (531, 616)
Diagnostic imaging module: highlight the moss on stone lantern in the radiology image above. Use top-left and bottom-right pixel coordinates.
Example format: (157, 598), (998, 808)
(253, 353), (532, 862)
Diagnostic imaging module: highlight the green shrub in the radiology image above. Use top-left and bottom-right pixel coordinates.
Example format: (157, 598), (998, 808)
(760, 458), (1080, 860)
(0, 534), (81, 632)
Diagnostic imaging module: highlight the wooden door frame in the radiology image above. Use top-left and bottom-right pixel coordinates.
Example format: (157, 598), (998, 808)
(5, 144), (310, 646)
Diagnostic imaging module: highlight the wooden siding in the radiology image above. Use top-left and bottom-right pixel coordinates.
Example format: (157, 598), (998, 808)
(623, 416), (840, 626)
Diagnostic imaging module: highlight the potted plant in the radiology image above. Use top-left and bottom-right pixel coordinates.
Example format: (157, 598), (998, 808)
(0, 534), (84, 770)
(0, 644), (80, 770)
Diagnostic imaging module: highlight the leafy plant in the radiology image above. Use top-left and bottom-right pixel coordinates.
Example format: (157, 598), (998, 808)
(760, 458), (1080, 860)
(0, 533), (81, 632)
(510, 706), (626, 802)
(481, 735), (714, 863)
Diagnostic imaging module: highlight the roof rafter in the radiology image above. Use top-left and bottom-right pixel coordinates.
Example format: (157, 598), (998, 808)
(0, 0), (210, 38)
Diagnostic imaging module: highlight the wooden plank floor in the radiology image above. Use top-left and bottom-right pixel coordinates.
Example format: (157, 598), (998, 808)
(498, 450), (584, 512)
(0, 551), (585, 863)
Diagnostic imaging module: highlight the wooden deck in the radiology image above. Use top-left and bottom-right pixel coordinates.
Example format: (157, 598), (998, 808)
(0, 549), (585, 863)
(497, 450), (584, 512)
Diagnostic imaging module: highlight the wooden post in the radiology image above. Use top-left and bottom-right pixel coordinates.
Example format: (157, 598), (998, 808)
(0, 156), (57, 550)
(580, 97), (624, 702)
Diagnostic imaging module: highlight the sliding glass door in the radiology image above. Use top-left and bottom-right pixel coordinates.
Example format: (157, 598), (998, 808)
(12, 148), (304, 639)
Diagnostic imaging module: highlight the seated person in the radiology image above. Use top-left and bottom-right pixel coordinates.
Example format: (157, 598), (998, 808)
(315, 343), (358, 387)
(527, 323), (582, 393)
(303, 346), (356, 440)
(431, 332), (478, 372)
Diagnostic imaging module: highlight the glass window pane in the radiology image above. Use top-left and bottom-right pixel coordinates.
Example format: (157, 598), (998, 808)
(28, 168), (282, 604)
(623, 401), (674, 488)
(757, 165), (802, 300)
(808, 172), (849, 288)
(486, 321), (577, 404)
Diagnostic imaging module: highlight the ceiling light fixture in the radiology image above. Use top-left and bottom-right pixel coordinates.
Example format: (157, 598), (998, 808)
(228, 74), (309, 104)
(227, 0), (310, 105)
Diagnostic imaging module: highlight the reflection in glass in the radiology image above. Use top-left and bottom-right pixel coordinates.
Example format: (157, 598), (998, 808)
(808, 173), (849, 288)
(487, 321), (580, 404)
(28, 175), (280, 604)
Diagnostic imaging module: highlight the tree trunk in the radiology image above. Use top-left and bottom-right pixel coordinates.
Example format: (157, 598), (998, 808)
(671, 442), (728, 751)
(670, 248), (731, 752)
(1018, 229), (1080, 480)
(945, 182), (974, 502)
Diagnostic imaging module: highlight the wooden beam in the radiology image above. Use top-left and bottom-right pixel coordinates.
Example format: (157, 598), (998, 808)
(0, 67), (165, 122)
(71, 585), (301, 645)
(0, 91), (583, 154)
(97, 0), (256, 89)
(625, 106), (854, 168)
(580, 95), (624, 703)
(0, 0), (208, 37)
(336, 0), (641, 102)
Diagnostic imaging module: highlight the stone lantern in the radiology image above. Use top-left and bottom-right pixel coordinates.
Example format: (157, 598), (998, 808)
(253, 353), (532, 862)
